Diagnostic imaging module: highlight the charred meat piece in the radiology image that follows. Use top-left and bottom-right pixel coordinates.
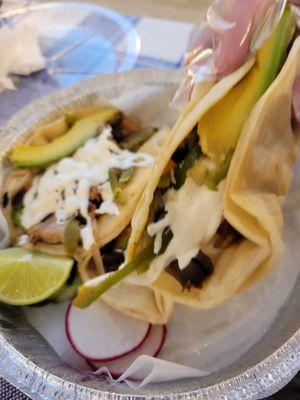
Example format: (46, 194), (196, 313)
(122, 116), (142, 135)
(2, 192), (9, 208)
(214, 220), (242, 249)
(28, 215), (65, 244)
(171, 126), (198, 164)
(88, 186), (102, 212)
(111, 113), (142, 143)
(148, 191), (165, 223)
(166, 250), (214, 290)
(154, 206), (167, 223)
(102, 250), (125, 273)
(171, 145), (189, 164)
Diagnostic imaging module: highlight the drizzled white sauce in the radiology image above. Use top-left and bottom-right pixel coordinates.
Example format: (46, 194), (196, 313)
(95, 182), (120, 216)
(17, 234), (29, 246)
(131, 177), (224, 286)
(148, 213), (170, 254)
(21, 126), (153, 250)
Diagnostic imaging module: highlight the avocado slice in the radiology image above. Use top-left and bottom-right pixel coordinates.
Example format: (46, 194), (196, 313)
(198, 6), (296, 162)
(10, 108), (120, 168)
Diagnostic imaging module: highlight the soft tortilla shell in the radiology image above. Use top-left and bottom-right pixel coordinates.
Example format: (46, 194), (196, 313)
(152, 39), (300, 307)
(127, 39), (300, 308)
(126, 58), (255, 263)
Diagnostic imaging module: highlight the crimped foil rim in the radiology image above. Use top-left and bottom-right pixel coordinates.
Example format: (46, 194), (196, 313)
(0, 69), (299, 399)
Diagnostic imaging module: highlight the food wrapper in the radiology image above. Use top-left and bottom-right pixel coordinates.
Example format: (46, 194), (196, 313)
(1, 69), (296, 388)
(173, 0), (287, 106)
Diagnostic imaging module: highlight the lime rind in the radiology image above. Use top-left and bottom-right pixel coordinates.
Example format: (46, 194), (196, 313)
(0, 248), (73, 306)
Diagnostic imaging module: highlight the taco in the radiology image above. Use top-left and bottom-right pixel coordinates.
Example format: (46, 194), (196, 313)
(0, 104), (173, 321)
(74, 5), (300, 314)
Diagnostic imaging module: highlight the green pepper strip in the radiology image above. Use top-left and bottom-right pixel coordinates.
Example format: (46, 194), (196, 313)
(174, 144), (201, 189)
(73, 242), (155, 308)
(204, 149), (233, 190)
(63, 219), (81, 256)
(108, 168), (126, 204)
(12, 202), (24, 226)
(119, 167), (135, 184)
(121, 128), (158, 151)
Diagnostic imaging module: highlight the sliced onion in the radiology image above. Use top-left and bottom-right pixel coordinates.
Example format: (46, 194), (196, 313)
(66, 300), (151, 361)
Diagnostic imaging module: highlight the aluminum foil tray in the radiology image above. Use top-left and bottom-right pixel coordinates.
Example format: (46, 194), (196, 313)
(0, 69), (299, 400)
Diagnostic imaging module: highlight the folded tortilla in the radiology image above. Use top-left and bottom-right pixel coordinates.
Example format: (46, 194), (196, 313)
(2, 106), (173, 323)
(79, 252), (174, 324)
(121, 38), (300, 309)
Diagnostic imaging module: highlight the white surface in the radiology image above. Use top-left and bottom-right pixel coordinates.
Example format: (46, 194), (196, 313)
(117, 17), (193, 64)
(91, 325), (165, 375)
(24, 302), (89, 370)
(0, 22), (46, 92)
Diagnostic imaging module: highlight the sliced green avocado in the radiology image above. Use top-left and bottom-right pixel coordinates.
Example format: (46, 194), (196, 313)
(198, 6), (296, 162)
(10, 108), (120, 168)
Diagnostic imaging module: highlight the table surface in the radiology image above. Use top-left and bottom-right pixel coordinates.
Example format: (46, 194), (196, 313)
(57, 0), (212, 22)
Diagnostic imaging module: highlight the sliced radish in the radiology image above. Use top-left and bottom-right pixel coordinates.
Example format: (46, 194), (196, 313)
(89, 324), (166, 378)
(66, 300), (151, 361)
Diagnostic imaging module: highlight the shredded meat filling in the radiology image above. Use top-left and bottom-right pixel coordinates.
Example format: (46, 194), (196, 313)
(28, 215), (65, 244)
(214, 220), (242, 249)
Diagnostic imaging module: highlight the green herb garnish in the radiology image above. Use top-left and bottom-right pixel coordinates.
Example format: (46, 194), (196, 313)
(12, 202), (24, 226)
(119, 167), (135, 184)
(121, 127), (158, 151)
(108, 168), (126, 205)
(63, 219), (81, 256)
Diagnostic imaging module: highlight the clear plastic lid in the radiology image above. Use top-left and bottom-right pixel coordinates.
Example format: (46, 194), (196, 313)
(174, 0), (287, 105)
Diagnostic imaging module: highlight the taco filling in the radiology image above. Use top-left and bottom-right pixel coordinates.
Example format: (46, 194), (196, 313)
(2, 109), (158, 254)
(74, 4), (298, 308)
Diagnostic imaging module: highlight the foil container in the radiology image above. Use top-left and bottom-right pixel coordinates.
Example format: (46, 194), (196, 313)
(0, 69), (299, 399)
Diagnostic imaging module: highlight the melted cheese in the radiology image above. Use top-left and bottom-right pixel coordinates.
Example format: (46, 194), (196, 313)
(129, 177), (224, 285)
(21, 126), (153, 250)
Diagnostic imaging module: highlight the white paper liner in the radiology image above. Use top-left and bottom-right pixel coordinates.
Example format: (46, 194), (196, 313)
(23, 209), (299, 388)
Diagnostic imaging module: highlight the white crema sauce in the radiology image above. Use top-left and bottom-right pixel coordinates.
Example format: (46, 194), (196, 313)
(129, 177), (224, 286)
(21, 126), (154, 250)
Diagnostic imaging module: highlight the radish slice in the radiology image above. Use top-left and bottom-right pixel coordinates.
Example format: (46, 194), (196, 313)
(89, 324), (167, 378)
(66, 301), (151, 361)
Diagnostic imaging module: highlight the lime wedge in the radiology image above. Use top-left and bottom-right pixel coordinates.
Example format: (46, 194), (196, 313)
(0, 247), (73, 306)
